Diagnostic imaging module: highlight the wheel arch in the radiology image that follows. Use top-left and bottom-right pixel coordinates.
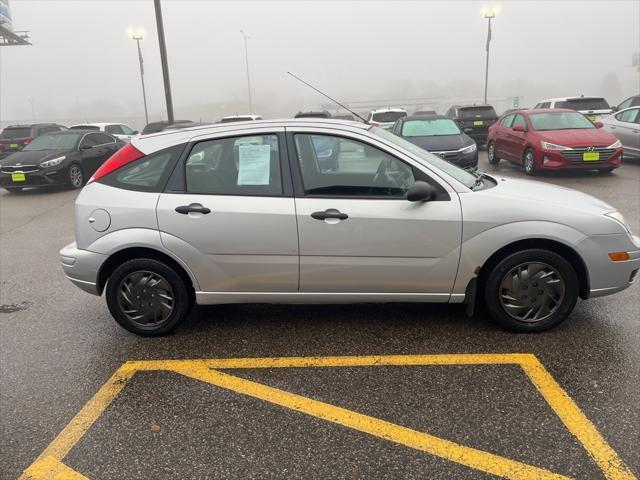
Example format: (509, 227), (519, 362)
(97, 246), (196, 300)
(476, 238), (590, 302)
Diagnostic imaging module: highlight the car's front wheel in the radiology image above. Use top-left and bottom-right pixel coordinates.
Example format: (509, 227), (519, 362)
(487, 141), (500, 164)
(483, 249), (579, 332)
(68, 164), (84, 189)
(523, 149), (536, 176)
(106, 258), (193, 336)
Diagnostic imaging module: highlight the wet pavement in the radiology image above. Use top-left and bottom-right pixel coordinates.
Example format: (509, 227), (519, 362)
(1, 153), (638, 479)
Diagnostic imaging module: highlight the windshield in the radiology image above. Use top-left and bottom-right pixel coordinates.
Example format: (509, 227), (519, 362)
(1, 127), (31, 139)
(371, 111), (406, 123)
(529, 112), (595, 131)
(371, 127), (476, 189)
(401, 119), (461, 137)
(558, 98), (609, 111)
(459, 106), (497, 119)
(23, 133), (80, 151)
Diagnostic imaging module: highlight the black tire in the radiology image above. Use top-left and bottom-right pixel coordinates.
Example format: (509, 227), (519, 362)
(68, 163), (84, 189)
(106, 258), (193, 336)
(483, 249), (579, 332)
(487, 141), (500, 164)
(598, 168), (614, 174)
(523, 148), (536, 176)
(4, 187), (23, 193)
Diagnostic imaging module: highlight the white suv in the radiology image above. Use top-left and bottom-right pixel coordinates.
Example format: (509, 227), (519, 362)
(69, 123), (138, 143)
(366, 108), (407, 129)
(533, 97), (612, 122)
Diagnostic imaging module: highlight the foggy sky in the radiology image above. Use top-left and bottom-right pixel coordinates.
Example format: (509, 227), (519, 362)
(1, 0), (639, 129)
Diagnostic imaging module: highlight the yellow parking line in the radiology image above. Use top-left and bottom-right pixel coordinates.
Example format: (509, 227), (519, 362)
(176, 364), (570, 480)
(520, 356), (637, 480)
(21, 456), (88, 480)
(18, 354), (637, 480)
(18, 368), (135, 480)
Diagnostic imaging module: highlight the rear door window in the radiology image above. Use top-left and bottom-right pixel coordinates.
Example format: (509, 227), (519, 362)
(185, 134), (282, 196)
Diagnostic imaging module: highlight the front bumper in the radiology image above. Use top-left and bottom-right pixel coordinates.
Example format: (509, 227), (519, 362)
(579, 234), (640, 298)
(59, 242), (107, 296)
(0, 166), (69, 189)
(539, 148), (622, 170)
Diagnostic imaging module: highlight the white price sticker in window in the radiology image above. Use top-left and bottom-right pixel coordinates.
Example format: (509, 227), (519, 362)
(237, 144), (270, 185)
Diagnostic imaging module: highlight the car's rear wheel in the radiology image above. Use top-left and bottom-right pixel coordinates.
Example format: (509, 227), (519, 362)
(68, 164), (84, 189)
(523, 149), (536, 176)
(483, 249), (578, 332)
(106, 258), (193, 336)
(487, 141), (500, 164)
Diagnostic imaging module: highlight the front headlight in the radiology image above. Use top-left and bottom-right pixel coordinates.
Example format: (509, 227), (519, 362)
(606, 211), (632, 234)
(540, 141), (570, 150)
(608, 139), (622, 149)
(40, 156), (66, 168)
(460, 143), (477, 155)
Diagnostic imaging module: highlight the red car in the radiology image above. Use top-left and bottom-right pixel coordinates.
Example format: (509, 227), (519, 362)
(487, 109), (622, 175)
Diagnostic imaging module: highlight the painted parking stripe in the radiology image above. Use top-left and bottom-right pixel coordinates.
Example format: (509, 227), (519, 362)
(19, 354), (637, 480)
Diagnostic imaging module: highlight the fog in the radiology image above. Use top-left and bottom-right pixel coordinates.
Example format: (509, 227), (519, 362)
(1, 0), (638, 129)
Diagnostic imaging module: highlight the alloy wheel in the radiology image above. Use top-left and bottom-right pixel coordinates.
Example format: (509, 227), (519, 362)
(117, 270), (175, 326)
(524, 151), (535, 174)
(69, 165), (84, 188)
(499, 262), (565, 323)
(488, 143), (495, 162)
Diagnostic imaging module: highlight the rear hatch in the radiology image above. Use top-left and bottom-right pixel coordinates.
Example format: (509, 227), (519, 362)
(0, 127), (32, 154)
(558, 98), (612, 121)
(457, 106), (498, 134)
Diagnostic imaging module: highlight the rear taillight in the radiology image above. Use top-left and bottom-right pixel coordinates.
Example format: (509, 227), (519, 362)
(88, 143), (144, 184)
(23, 138), (32, 145)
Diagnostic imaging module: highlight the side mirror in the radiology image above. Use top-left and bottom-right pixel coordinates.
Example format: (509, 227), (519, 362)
(512, 124), (526, 132)
(611, 106), (618, 112)
(132, 130), (139, 135)
(407, 181), (435, 202)
(594, 121), (604, 129)
(80, 144), (92, 150)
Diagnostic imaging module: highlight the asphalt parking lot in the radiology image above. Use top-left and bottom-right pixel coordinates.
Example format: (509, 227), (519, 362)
(1, 152), (639, 479)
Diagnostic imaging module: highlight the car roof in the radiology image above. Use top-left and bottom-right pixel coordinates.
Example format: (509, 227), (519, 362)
(402, 114), (448, 120)
(538, 96), (605, 102)
(5, 123), (61, 128)
(455, 104), (496, 109)
(69, 122), (127, 128)
(514, 108), (575, 114)
(369, 108), (407, 113)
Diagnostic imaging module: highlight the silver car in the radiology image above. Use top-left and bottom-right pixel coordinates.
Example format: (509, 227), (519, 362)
(60, 119), (640, 336)
(600, 107), (640, 160)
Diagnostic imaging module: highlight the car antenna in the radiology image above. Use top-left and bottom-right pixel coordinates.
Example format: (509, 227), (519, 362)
(287, 71), (366, 123)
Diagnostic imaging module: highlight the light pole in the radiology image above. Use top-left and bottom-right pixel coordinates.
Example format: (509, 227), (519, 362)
(482, 5), (500, 105)
(240, 29), (252, 113)
(154, 0), (174, 123)
(129, 29), (149, 125)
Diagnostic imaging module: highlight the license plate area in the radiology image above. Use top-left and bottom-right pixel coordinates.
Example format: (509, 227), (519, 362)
(473, 120), (484, 126)
(583, 152), (600, 161)
(11, 173), (26, 182)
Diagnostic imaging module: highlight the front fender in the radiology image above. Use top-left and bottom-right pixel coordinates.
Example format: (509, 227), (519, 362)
(452, 221), (587, 296)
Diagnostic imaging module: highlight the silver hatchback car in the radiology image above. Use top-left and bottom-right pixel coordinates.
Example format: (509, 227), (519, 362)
(60, 119), (640, 336)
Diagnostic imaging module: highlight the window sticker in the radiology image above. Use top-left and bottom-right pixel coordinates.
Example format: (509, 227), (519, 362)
(237, 144), (271, 185)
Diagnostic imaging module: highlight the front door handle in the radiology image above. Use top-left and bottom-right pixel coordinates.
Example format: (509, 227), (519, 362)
(311, 208), (348, 221)
(175, 203), (211, 215)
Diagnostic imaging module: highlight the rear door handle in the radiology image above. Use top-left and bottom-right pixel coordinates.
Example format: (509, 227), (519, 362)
(175, 203), (211, 215)
(311, 208), (348, 221)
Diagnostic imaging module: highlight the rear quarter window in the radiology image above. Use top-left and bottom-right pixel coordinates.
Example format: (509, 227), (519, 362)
(1, 127), (31, 139)
(98, 144), (185, 192)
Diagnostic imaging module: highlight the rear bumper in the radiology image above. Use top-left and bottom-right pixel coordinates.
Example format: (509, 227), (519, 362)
(59, 242), (106, 296)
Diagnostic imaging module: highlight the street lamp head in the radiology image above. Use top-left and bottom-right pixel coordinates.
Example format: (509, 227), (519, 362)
(481, 5), (501, 17)
(128, 28), (145, 40)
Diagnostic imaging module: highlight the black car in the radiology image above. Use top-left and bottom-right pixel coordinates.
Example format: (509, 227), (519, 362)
(0, 123), (67, 158)
(0, 130), (123, 192)
(391, 115), (478, 170)
(294, 111), (332, 119)
(141, 120), (192, 134)
(445, 104), (498, 145)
